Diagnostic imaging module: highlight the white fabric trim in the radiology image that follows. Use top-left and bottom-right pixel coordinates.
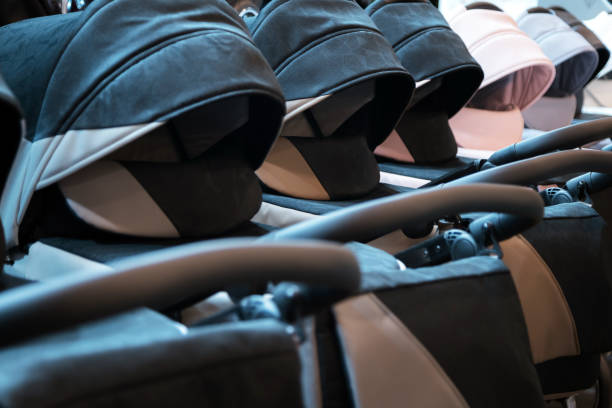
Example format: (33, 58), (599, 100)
(1, 122), (164, 246)
(284, 95), (331, 123)
(456, 147), (495, 160)
(251, 201), (319, 228)
(581, 106), (612, 117)
(379, 172), (430, 188)
(5, 242), (114, 281)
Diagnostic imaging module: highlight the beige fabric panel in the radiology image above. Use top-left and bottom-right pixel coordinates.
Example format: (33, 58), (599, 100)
(59, 161), (180, 238)
(257, 137), (330, 200)
(500, 235), (580, 363)
(334, 293), (469, 408)
(250, 201), (318, 228)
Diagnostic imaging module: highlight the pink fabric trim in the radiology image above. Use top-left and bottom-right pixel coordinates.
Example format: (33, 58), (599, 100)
(449, 106), (524, 151)
(374, 129), (415, 163)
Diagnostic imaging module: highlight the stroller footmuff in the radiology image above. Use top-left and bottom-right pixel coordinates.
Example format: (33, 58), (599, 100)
(518, 7), (600, 131)
(0, 228), (364, 407)
(326, 243), (545, 407)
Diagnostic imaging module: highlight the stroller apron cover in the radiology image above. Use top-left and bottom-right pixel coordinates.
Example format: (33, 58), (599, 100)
(518, 7), (600, 131)
(0, 0), (285, 247)
(445, 3), (556, 152)
(248, 0), (415, 200)
(365, 0), (484, 164)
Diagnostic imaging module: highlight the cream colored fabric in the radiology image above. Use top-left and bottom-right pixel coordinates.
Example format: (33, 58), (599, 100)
(251, 201), (319, 228)
(257, 137), (330, 200)
(59, 161), (180, 238)
(4, 241), (113, 281)
(334, 293), (469, 408)
(378, 171), (430, 189)
(500, 235), (580, 363)
(285, 95), (332, 123)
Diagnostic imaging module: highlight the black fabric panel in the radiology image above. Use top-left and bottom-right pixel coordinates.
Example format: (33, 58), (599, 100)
(394, 108), (457, 163)
(0, 312), (304, 408)
(315, 311), (353, 408)
(284, 74), (416, 200)
(0, 0), (59, 26)
(536, 353), (600, 395)
(38, 222), (266, 265)
(263, 183), (398, 215)
(124, 135), (262, 238)
(592, 186), (612, 232)
(0, 0), (283, 152)
(522, 203), (612, 354)
(288, 107), (380, 200)
(378, 156), (475, 180)
(546, 53), (599, 97)
(249, 0), (411, 99)
(0, 74), (22, 193)
(365, 0), (483, 117)
(0, 12), (81, 141)
(358, 251), (544, 407)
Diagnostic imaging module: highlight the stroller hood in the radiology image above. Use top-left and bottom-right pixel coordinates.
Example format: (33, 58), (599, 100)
(519, 7), (599, 130)
(550, 6), (610, 83)
(369, 0), (484, 164)
(446, 3), (556, 151)
(0, 0), (285, 246)
(249, 0), (414, 200)
(518, 7), (599, 96)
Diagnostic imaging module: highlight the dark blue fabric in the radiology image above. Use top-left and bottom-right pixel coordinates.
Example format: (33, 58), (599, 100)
(0, 0), (284, 171)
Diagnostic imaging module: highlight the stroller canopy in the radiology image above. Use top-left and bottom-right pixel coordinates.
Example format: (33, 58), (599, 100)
(445, 3), (555, 151)
(550, 6), (610, 83)
(0, 0), (285, 246)
(249, 0), (415, 200)
(519, 7), (599, 130)
(368, 0), (485, 164)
